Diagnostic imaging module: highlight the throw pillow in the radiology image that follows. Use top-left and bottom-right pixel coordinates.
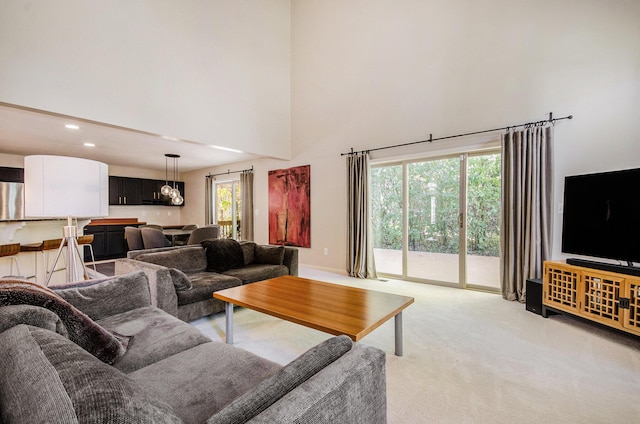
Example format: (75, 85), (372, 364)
(254, 245), (285, 265)
(201, 239), (245, 273)
(169, 268), (193, 291)
(207, 336), (353, 424)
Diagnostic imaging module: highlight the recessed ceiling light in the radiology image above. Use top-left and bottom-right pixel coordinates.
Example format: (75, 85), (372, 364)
(84, 142), (95, 147)
(65, 124), (80, 130)
(210, 145), (243, 154)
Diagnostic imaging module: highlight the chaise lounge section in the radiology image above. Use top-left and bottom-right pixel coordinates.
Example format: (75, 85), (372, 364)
(0, 271), (387, 423)
(115, 240), (298, 321)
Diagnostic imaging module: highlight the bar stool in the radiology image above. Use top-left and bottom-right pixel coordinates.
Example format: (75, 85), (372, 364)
(42, 239), (65, 284)
(75, 234), (96, 275)
(20, 241), (44, 282)
(0, 243), (21, 278)
(19, 239), (63, 285)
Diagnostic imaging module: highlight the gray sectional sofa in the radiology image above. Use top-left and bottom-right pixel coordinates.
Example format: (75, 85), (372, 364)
(116, 240), (298, 322)
(0, 271), (387, 423)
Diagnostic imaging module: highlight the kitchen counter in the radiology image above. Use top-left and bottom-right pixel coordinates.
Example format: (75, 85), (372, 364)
(86, 218), (146, 227)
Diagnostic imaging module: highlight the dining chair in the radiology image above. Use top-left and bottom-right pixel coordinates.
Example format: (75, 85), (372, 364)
(139, 224), (163, 231)
(141, 227), (172, 249)
(125, 226), (144, 251)
(186, 225), (220, 245)
(174, 224), (198, 246)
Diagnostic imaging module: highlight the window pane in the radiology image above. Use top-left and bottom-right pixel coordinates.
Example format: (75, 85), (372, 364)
(371, 165), (403, 275)
(466, 153), (501, 289)
(407, 158), (460, 284)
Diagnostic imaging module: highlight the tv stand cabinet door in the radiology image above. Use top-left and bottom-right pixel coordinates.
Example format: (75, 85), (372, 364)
(622, 278), (640, 336)
(579, 270), (624, 328)
(543, 261), (580, 314)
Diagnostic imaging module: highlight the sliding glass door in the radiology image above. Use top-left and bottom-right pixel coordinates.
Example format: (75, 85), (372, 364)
(371, 165), (403, 275)
(465, 154), (501, 289)
(371, 151), (500, 290)
(406, 157), (461, 284)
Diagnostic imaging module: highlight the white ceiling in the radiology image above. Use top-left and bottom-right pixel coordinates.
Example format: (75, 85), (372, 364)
(0, 103), (261, 173)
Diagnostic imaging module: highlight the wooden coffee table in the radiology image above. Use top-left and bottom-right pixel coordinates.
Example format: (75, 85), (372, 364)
(214, 275), (414, 356)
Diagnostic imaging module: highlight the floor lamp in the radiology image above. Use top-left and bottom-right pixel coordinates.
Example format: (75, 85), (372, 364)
(24, 155), (108, 285)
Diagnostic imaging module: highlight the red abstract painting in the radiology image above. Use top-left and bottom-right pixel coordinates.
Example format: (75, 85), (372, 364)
(268, 165), (311, 247)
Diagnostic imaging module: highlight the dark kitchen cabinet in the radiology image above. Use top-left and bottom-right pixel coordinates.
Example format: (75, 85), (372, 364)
(0, 167), (24, 183)
(84, 224), (130, 261)
(105, 226), (127, 258)
(109, 176), (143, 205)
(110, 176), (184, 206)
(142, 179), (165, 205)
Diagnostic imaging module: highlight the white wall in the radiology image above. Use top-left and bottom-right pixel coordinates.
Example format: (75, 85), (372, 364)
(287, 0), (640, 270)
(0, 0), (291, 160)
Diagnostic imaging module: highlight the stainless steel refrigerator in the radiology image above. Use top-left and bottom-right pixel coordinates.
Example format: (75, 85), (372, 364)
(0, 182), (24, 220)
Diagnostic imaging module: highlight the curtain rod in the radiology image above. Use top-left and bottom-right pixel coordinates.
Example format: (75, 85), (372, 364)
(341, 112), (573, 156)
(206, 166), (254, 178)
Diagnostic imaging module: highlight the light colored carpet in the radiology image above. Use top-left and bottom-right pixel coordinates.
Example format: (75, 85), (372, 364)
(191, 266), (640, 424)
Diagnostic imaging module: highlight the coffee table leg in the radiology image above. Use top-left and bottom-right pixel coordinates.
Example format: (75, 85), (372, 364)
(225, 302), (234, 344)
(395, 311), (403, 356)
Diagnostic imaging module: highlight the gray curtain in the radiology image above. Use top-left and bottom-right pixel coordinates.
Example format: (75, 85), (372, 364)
(347, 152), (377, 279)
(205, 176), (214, 225)
(240, 170), (254, 241)
(500, 125), (553, 301)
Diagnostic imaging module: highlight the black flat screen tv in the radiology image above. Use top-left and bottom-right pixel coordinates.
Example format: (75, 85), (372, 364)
(562, 167), (640, 265)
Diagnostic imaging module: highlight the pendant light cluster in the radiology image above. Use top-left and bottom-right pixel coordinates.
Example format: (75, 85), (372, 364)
(161, 153), (184, 205)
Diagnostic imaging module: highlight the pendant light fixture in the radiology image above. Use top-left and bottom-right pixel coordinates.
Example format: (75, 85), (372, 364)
(161, 154), (183, 205)
(160, 154), (174, 196)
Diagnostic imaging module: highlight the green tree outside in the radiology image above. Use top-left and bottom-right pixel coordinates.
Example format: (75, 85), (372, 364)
(371, 153), (500, 257)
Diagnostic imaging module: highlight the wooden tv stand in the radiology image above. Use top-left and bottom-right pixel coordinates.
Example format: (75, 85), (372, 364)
(543, 260), (640, 337)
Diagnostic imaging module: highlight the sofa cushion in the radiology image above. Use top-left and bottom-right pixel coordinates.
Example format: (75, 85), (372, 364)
(222, 264), (290, 285)
(53, 271), (151, 321)
(255, 245), (285, 265)
(97, 306), (211, 373)
(176, 272), (241, 306)
(136, 246), (208, 273)
(0, 279), (128, 365)
(129, 341), (281, 424)
(207, 335), (354, 424)
(169, 268), (193, 291)
(0, 325), (182, 424)
(202, 239), (245, 272)
(239, 241), (256, 265)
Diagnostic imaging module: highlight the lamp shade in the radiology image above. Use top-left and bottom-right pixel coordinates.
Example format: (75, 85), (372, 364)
(24, 155), (109, 218)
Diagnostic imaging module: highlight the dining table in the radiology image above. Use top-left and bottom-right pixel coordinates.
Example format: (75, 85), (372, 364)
(162, 228), (193, 246)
